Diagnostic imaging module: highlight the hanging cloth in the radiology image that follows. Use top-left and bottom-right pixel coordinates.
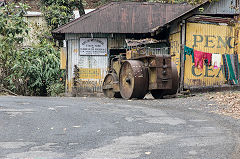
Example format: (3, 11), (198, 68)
(222, 54), (239, 85)
(233, 54), (240, 82)
(229, 54), (239, 84)
(203, 53), (212, 66)
(184, 46), (194, 63)
(194, 50), (204, 69)
(212, 54), (221, 69)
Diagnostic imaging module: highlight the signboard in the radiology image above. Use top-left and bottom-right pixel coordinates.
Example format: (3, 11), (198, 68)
(80, 38), (107, 56)
(79, 68), (101, 79)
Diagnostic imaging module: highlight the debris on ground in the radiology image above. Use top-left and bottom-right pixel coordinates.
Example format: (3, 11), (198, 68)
(145, 152), (151, 155)
(208, 91), (240, 119)
(0, 91), (9, 96)
(73, 125), (81, 128)
(176, 93), (195, 98)
(0, 85), (17, 96)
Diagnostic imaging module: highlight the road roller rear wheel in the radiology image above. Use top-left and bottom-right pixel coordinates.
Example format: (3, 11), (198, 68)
(151, 90), (164, 99)
(119, 60), (148, 99)
(151, 62), (179, 99)
(102, 73), (121, 98)
(170, 61), (179, 95)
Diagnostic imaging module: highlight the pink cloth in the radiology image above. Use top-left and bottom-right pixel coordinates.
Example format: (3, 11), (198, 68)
(194, 50), (204, 69)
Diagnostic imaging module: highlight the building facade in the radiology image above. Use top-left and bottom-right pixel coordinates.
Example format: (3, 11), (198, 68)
(54, 0), (240, 95)
(53, 2), (194, 95)
(166, 0), (240, 90)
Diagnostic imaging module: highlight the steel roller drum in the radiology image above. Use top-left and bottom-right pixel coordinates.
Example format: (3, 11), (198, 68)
(119, 60), (148, 99)
(102, 73), (121, 98)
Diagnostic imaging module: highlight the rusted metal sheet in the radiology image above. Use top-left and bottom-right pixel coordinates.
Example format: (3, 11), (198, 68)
(53, 2), (194, 34)
(169, 32), (181, 75)
(184, 22), (235, 88)
(188, 15), (235, 25)
(108, 34), (126, 48)
(125, 38), (159, 46)
(75, 56), (108, 93)
(126, 47), (169, 59)
(67, 40), (79, 92)
(70, 38), (108, 94)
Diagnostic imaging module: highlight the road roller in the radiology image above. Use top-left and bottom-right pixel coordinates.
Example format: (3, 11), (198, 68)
(102, 43), (179, 99)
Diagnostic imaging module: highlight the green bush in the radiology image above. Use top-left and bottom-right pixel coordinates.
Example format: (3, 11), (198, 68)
(47, 83), (65, 96)
(9, 39), (65, 96)
(0, 2), (65, 96)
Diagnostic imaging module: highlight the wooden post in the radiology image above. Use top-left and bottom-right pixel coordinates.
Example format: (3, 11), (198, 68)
(66, 40), (69, 93)
(234, 15), (240, 55)
(180, 20), (186, 92)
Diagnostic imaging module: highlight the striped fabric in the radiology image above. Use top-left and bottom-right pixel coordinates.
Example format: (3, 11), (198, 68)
(222, 54), (239, 85)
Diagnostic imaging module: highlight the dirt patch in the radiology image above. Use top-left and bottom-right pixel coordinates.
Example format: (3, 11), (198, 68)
(0, 91), (9, 96)
(208, 91), (240, 119)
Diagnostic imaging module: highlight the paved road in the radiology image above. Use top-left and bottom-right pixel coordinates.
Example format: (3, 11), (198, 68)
(0, 95), (240, 159)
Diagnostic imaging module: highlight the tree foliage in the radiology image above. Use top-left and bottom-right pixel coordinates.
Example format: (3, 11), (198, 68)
(0, 3), (29, 90)
(86, 0), (218, 8)
(0, 2), (65, 96)
(41, 0), (85, 29)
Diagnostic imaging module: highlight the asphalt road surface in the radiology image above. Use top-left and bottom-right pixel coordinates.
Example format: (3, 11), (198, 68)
(0, 95), (240, 159)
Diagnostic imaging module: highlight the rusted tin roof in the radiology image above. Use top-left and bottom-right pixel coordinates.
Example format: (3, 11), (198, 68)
(188, 15), (235, 24)
(53, 2), (196, 34)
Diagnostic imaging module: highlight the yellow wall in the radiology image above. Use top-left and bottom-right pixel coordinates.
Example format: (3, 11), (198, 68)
(79, 68), (102, 79)
(60, 47), (67, 69)
(169, 32), (181, 75)
(184, 22), (235, 87)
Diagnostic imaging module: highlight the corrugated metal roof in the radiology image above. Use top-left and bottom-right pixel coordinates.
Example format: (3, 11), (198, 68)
(202, 0), (238, 15)
(53, 2), (196, 34)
